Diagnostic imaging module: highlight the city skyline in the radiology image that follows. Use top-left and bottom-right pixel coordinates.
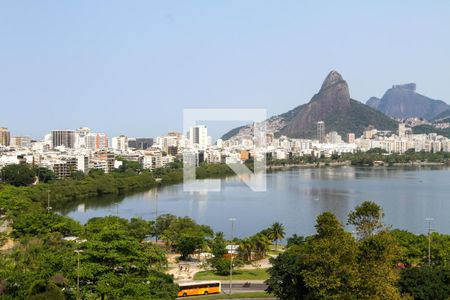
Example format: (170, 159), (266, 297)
(1, 1), (450, 138)
(2, 2), (450, 299)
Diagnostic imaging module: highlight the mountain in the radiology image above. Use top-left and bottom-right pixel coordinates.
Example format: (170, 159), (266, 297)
(432, 108), (450, 122)
(412, 124), (450, 138)
(366, 96), (381, 108)
(222, 71), (398, 140)
(366, 83), (449, 120)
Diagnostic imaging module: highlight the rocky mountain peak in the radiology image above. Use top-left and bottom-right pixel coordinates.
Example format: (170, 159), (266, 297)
(222, 70), (398, 140)
(392, 83), (416, 92)
(320, 70), (345, 92)
(366, 83), (449, 120)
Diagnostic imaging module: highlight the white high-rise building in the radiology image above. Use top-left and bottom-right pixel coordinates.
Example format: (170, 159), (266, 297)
(74, 128), (108, 150)
(348, 133), (355, 144)
(399, 123), (406, 138)
(112, 135), (128, 152)
(86, 133), (108, 151)
(188, 125), (208, 149)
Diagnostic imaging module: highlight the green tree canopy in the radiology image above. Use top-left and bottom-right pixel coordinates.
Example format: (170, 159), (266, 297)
(1, 164), (36, 186)
(348, 201), (385, 239)
(267, 222), (285, 251)
(398, 267), (450, 300)
(35, 167), (55, 183)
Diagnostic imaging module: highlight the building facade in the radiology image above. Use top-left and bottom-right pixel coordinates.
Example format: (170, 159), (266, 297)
(52, 130), (75, 149)
(0, 128), (11, 146)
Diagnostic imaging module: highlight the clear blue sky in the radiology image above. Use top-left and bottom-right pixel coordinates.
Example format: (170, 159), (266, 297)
(1, 1), (450, 139)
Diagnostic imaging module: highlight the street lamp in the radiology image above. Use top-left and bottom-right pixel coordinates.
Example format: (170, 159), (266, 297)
(47, 189), (52, 213)
(74, 249), (84, 300)
(425, 218), (434, 266)
(228, 218), (236, 295)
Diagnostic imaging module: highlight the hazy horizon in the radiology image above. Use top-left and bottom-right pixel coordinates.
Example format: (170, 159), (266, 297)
(1, 1), (450, 139)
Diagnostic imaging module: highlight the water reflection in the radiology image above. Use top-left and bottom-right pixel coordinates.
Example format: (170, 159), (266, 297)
(56, 166), (450, 238)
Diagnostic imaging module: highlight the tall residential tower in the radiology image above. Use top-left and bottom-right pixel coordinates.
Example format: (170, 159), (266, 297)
(0, 127), (10, 146)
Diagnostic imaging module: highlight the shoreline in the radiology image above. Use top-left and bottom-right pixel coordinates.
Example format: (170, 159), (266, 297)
(267, 160), (448, 171)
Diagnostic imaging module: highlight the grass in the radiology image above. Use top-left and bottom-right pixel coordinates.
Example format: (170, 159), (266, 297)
(193, 268), (269, 281)
(267, 244), (285, 256)
(187, 291), (273, 299)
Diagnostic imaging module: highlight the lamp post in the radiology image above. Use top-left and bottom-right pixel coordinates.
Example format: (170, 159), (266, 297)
(425, 218), (434, 266)
(47, 189), (52, 213)
(229, 218), (236, 295)
(73, 238), (87, 300)
(74, 249), (83, 300)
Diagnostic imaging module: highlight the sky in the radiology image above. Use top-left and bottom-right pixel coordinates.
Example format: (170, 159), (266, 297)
(1, 0), (450, 140)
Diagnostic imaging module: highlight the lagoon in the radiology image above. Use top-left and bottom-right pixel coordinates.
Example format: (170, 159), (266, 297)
(56, 166), (450, 238)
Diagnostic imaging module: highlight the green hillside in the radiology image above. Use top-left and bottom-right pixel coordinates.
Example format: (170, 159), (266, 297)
(413, 124), (450, 138)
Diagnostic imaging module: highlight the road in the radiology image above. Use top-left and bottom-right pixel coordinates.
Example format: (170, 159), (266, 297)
(184, 281), (276, 299)
(221, 281), (268, 293)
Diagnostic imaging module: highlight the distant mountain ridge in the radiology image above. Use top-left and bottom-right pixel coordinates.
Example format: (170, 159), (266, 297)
(366, 83), (449, 120)
(222, 71), (398, 140)
(432, 108), (450, 122)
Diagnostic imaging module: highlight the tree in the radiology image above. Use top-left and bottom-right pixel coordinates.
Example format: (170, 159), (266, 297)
(70, 170), (85, 180)
(209, 232), (227, 257)
(239, 238), (254, 262)
(252, 233), (271, 260)
(35, 167), (55, 183)
(266, 245), (309, 300)
(355, 232), (403, 299)
(176, 233), (205, 260)
(398, 267), (450, 300)
(391, 229), (450, 267)
(116, 160), (142, 173)
(88, 168), (105, 177)
(153, 214), (177, 243)
(301, 212), (359, 299)
(83, 217), (178, 299)
(267, 222), (285, 251)
(127, 217), (153, 241)
(287, 234), (305, 247)
(348, 201), (385, 239)
(161, 217), (213, 260)
(209, 257), (244, 276)
(1, 164), (36, 186)
(27, 279), (65, 300)
(266, 212), (359, 300)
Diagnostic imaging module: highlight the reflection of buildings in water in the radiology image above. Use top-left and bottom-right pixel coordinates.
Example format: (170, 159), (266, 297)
(216, 171), (266, 192)
(77, 203), (85, 213)
(183, 179), (221, 193)
(141, 188), (159, 199)
(188, 190), (209, 196)
(306, 167), (356, 181)
(187, 194), (208, 218)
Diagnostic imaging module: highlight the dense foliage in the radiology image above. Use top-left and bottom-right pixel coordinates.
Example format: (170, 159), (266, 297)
(267, 202), (409, 300)
(398, 267), (450, 300)
(0, 164), (36, 187)
(0, 171), (179, 299)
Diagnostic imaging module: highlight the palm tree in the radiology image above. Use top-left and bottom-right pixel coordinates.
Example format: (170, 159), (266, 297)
(268, 222), (285, 251)
(239, 238), (254, 262)
(252, 234), (270, 259)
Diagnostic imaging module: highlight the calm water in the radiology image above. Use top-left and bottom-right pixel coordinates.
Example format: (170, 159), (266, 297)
(57, 167), (450, 238)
